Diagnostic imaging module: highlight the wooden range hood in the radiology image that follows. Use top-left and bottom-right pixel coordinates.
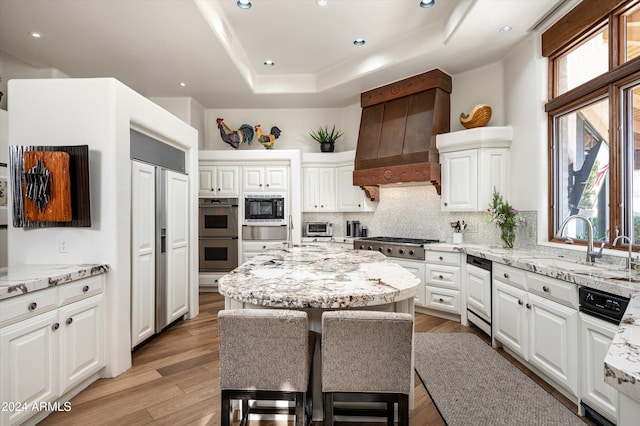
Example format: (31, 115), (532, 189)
(353, 69), (451, 200)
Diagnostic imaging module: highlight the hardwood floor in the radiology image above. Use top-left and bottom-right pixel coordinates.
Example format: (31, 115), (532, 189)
(39, 293), (585, 425)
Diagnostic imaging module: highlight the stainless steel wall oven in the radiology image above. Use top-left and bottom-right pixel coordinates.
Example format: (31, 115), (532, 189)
(199, 198), (238, 272)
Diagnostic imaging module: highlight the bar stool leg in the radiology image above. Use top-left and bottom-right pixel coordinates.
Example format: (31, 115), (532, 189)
(221, 391), (231, 426)
(323, 392), (334, 426)
(399, 394), (409, 426)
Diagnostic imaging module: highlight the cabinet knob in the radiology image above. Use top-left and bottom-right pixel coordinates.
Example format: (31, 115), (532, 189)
(28, 302), (37, 311)
(82, 285), (90, 293)
(358, 204), (361, 207)
(438, 275), (444, 279)
(259, 184), (263, 187)
(439, 298), (444, 302)
(439, 256), (443, 261)
(266, 184), (270, 187)
(526, 303), (531, 309)
(52, 323), (60, 331)
(504, 273), (509, 279)
(262, 245), (266, 249)
(210, 188), (214, 191)
(518, 299), (523, 306)
(66, 318), (73, 325)
(444, 202), (448, 206)
(214, 279), (218, 283)
(314, 205), (318, 208)
(217, 188), (221, 192)
(542, 286), (550, 293)
(320, 205), (324, 208)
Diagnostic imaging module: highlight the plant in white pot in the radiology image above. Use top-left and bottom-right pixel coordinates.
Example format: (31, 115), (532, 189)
(309, 125), (343, 152)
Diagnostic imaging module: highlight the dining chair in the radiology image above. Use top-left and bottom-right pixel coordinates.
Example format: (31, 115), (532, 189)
(218, 309), (315, 426)
(321, 310), (413, 426)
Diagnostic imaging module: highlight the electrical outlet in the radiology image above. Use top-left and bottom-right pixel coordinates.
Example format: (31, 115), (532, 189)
(59, 240), (68, 253)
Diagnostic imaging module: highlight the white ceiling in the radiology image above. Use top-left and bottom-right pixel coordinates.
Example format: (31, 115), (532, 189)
(0, 0), (573, 109)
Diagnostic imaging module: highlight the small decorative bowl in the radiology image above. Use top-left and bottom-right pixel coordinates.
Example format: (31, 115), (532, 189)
(460, 103), (492, 129)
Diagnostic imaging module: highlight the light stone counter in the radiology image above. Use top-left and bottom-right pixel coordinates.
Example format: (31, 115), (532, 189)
(425, 243), (640, 405)
(0, 264), (110, 300)
(219, 245), (419, 309)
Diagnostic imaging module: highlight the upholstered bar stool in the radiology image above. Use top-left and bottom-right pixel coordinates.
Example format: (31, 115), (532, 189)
(218, 309), (315, 426)
(321, 310), (413, 426)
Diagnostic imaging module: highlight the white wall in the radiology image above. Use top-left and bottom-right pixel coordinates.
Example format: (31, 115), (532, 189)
(150, 96), (206, 150)
(204, 105), (360, 153)
(8, 78), (199, 377)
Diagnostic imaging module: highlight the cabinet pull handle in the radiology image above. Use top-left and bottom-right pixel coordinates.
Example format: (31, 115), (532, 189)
(518, 299), (523, 305)
(526, 303), (531, 309)
(66, 318), (73, 325)
(83, 285), (90, 293)
(52, 323), (60, 331)
(28, 302), (37, 311)
(504, 273), (509, 279)
(542, 286), (550, 292)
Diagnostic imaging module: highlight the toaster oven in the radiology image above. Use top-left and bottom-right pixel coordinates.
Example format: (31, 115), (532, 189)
(305, 222), (333, 237)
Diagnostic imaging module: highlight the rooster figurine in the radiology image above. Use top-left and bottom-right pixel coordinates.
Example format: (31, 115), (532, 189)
(255, 125), (282, 150)
(216, 118), (254, 149)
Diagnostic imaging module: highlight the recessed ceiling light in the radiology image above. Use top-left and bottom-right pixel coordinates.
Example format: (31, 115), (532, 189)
(264, 60), (275, 67)
(419, 0), (435, 8)
(30, 31), (42, 38)
(353, 39), (366, 46)
(237, 0), (252, 9)
(317, 0), (328, 5)
(500, 26), (512, 32)
(179, 82), (187, 87)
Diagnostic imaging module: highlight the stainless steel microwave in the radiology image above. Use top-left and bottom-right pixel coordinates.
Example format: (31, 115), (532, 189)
(243, 193), (286, 225)
(305, 222), (333, 237)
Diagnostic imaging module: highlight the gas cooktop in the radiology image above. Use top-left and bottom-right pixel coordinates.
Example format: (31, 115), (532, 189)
(353, 236), (441, 260)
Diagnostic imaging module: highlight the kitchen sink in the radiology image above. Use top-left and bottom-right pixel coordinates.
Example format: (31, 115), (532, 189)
(527, 257), (610, 272)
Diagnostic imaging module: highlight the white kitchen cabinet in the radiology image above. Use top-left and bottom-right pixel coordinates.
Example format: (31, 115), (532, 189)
(528, 292), (578, 396)
(394, 259), (426, 307)
(580, 312), (619, 424)
(199, 272), (226, 291)
(59, 294), (104, 394)
(436, 126), (511, 212)
(198, 164), (239, 197)
(492, 267), (578, 397)
(336, 164), (376, 212)
(243, 166), (288, 192)
(242, 241), (287, 263)
(165, 170), (190, 325)
(0, 275), (106, 426)
(423, 251), (462, 315)
(131, 161), (156, 347)
(303, 167), (336, 212)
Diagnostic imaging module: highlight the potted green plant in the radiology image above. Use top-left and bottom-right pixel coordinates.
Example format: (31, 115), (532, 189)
(309, 125), (343, 152)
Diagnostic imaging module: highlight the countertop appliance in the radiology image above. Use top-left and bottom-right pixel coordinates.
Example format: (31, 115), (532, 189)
(353, 237), (441, 260)
(465, 255), (492, 337)
(198, 198), (239, 272)
(305, 221), (333, 237)
(243, 193), (285, 225)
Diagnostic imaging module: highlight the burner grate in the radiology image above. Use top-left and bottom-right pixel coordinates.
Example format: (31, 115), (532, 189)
(358, 236), (440, 245)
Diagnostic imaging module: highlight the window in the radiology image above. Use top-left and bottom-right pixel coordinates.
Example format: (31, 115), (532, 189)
(544, 0), (640, 250)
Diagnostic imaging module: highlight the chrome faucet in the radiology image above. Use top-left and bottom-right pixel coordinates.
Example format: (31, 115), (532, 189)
(613, 233), (634, 270)
(555, 214), (604, 263)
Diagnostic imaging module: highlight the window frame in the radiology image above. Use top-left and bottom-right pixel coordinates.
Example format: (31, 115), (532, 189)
(545, 0), (640, 250)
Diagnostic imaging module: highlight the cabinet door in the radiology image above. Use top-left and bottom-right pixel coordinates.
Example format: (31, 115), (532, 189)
(478, 148), (509, 212)
(131, 161), (156, 348)
(580, 313), (618, 423)
(216, 166), (239, 196)
(336, 165), (362, 211)
(243, 166), (265, 191)
(318, 168), (336, 211)
(59, 295), (104, 394)
(528, 292), (578, 396)
(465, 265), (491, 321)
(303, 168), (319, 211)
(166, 171), (190, 324)
(198, 166), (216, 196)
(264, 166), (288, 191)
(493, 280), (527, 359)
(0, 311), (58, 426)
(441, 149), (477, 211)
(394, 259), (426, 307)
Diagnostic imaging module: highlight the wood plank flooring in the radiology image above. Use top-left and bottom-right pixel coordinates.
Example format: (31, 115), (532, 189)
(39, 293), (587, 425)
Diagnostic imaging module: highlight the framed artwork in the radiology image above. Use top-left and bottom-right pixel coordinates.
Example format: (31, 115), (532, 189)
(0, 162), (7, 227)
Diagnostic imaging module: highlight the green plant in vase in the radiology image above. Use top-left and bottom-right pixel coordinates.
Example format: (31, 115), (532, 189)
(486, 190), (525, 249)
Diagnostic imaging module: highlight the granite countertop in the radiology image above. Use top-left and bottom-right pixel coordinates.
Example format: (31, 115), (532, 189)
(0, 264), (110, 301)
(425, 243), (640, 404)
(218, 245), (418, 309)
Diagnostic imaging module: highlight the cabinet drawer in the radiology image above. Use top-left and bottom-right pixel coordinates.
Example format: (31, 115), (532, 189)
(425, 251), (461, 266)
(425, 286), (461, 314)
(527, 273), (578, 309)
(493, 263), (527, 290)
(0, 287), (58, 328)
(242, 241), (287, 251)
(425, 265), (460, 290)
(58, 275), (104, 306)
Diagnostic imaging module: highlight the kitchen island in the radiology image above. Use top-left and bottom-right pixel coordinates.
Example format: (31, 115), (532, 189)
(218, 245), (420, 421)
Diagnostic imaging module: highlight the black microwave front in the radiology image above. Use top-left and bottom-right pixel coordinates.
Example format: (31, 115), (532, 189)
(244, 193), (286, 225)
